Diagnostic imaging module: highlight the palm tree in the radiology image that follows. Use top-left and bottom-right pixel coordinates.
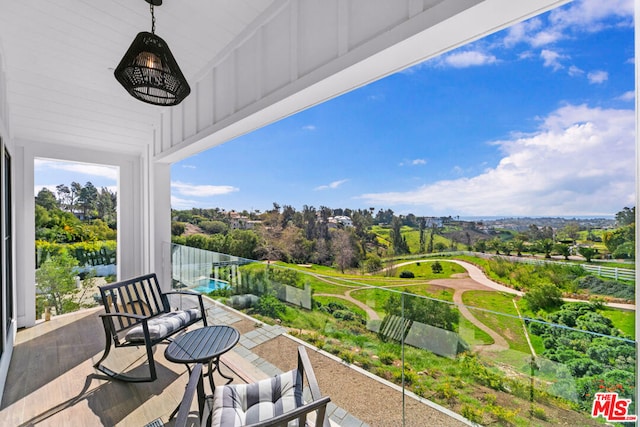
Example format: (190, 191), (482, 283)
(511, 239), (526, 257)
(537, 239), (554, 259)
(554, 243), (571, 260)
(487, 237), (502, 255)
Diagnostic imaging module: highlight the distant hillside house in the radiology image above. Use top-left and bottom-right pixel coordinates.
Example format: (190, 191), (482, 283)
(328, 215), (353, 228)
(229, 212), (261, 230)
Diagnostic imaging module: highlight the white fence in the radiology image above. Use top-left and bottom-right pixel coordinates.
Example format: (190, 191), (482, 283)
(389, 251), (635, 282)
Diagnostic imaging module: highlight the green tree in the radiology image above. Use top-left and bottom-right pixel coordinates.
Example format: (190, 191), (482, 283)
(612, 241), (634, 259)
(537, 239), (554, 259)
(577, 246), (597, 262)
(511, 239), (525, 257)
(55, 184), (71, 211)
(554, 243), (571, 260)
(331, 228), (357, 273)
(559, 222), (580, 241)
(227, 229), (259, 259)
(615, 206), (635, 226)
(487, 237), (502, 255)
(200, 220), (229, 234)
(78, 181), (98, 218)
(524, 283), (562, 311)
(95, 187), (116, 225)
(35, 252), (79, 315)
(171, 221), (186, 236)
(603, 223), (634, 254)
(36, 188), (59, 210)
(390, 217), (409, 255)
(431, 261), (443, 274)
(362, 255), (382, 273)
(474, 239), (487, 253)
(418, 217), (426, 253)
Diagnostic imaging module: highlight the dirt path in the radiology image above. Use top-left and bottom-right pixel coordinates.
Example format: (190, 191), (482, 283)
(326, 259), (522, 352)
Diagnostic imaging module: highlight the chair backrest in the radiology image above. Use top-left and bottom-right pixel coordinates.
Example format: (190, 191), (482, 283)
(98, 273), (169, 336)
(175, 346), (331, 427)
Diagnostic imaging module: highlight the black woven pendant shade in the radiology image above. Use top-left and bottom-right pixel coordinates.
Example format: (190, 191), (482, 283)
(114, 1), (190, 106)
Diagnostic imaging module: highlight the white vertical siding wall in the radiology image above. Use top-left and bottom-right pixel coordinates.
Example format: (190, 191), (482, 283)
(152, 0), (570, 165)
(0, 42), (15, 406)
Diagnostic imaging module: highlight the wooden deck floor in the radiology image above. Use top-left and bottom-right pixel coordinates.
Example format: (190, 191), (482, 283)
(0, 307), (250, 427)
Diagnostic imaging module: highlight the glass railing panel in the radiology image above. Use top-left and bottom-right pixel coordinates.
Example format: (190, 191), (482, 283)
(169, 244), (637, 426)
(463, 304), (636, 426)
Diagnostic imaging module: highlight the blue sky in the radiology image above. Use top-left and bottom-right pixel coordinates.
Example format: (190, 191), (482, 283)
(36, 0), (635, 218)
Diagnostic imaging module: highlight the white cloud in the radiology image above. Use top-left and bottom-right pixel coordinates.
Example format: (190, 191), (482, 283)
(399, 159), (427, 167)
(182, 164), (197, 169)
(549, 0), (633, 31)
(568, 65), (584, 77)
(314, 179), (348, 191)
(302, 125), (317, 131)
(441, 51), (497, 68)
(505, 0), (632, 49)
(34, 184), (57, 195)
(617, 91), (635, 101)
(540, 49), (565, 70)
(358, 104), (634, 216)
(587, 70), (608, 84)
(171, 195), (200, 210)
(35, 159), (118, 180)
(171, 181), (239, 197)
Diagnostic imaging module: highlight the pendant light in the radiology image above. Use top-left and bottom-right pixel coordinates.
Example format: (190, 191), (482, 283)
(114, 0), (190, 106)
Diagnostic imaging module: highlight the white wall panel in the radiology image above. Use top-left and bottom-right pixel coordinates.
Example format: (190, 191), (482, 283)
(155, 0), (572, 166)
(197, 70), (215, 133)
(298, 1), (339, 77)
(349, 0), (408, 50)
(171, 105), (183, 147)
(262, 8), (292, 96)
(236, 31), (261, 111)
(182, 92), (198, 141)
(214, 57), (236, 122)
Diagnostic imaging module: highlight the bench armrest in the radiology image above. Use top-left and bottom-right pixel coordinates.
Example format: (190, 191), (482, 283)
(175, 363), (206, 427)
(164, 290), (208, 327)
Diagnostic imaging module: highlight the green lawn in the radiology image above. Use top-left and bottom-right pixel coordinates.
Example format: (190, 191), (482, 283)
(600, 306), (635, 337)
(461, 290), (535, 356)
(376, 259), (466, 279)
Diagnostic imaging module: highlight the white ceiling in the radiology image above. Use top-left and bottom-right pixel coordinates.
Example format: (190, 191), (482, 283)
(0, 0), (573, 160)
(0, 0), (275, 153)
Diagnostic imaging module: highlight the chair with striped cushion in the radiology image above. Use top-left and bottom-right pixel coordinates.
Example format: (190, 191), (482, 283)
(175, 346), (331, 427)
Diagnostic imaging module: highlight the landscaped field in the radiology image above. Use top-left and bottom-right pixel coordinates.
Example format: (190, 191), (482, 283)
(223, 254), (634, 426)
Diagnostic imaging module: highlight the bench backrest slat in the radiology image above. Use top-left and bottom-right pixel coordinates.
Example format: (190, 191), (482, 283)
(99, 273), (169, 336)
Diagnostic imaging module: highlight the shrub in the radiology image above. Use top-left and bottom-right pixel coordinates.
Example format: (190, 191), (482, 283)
(35, 251), (80, 316)
(363, 255), (383, 273)
(431, 261), (443, 274)
(399, 270), (414, 278)
(461, 405), (484, 424)
(332, 309), (355, 321)
(256, 294), (285, 319)
(379, 351), (396, 365)
(338, 350), (355, 364)
(524, 283), (562, 311)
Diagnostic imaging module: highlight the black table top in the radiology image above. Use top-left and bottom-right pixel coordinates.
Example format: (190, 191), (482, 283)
(165, 325), (240, 364)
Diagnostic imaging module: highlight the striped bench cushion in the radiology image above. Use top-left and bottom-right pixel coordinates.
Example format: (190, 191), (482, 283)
(210, 369), (304, 426)
(125, 309), (200, 342)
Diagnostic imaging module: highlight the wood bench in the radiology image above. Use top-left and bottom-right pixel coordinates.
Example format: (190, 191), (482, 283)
(94, 273), (208, 382)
